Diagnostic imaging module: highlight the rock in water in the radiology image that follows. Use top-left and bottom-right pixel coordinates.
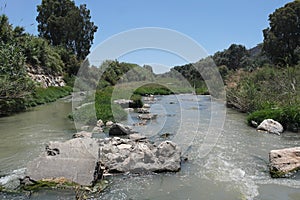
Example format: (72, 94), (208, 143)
(25, 137), (182, 186)
(109, 123), (134, 136)
(257, 119), (283, 135)
(269, 147), (300, 178)
(26, 138), (101, 186)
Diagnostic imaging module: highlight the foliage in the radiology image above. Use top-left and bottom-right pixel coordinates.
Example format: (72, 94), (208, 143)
(226, 66), (300, 113)
(36, 0), (98, 60)
(26, 86), (72, 107)
(247, 106), (300, 131)
(213, 44), (249, 70)
(263, 0), (300, 65)
(133, 83), (173, 96)
(0, 42), (35, 116)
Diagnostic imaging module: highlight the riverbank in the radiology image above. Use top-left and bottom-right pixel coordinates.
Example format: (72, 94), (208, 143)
(226, 65), (300, 132)
(0, 86), (72, 117)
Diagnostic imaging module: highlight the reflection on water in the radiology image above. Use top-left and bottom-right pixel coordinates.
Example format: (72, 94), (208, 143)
(1, 94), (300, 199)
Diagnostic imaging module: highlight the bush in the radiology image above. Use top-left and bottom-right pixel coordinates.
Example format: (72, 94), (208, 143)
(133, 83), (173, 96)
(247, 106), (300, 131)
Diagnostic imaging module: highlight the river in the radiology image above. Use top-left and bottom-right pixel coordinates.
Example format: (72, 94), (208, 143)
(0, 94), (300, 200)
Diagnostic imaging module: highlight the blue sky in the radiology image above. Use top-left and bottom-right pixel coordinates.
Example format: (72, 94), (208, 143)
(1, 0), (292, 72)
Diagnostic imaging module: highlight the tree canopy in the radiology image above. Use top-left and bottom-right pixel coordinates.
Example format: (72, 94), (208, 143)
(263, 0), (300, 65)
(36, 0), (98, 60)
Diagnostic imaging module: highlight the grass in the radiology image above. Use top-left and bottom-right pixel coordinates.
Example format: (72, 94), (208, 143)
(26, 86), (72, 107)
(227, 65), (300, 131)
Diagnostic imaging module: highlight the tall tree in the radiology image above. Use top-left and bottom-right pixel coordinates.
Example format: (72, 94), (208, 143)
(36, 0), (98, 60)
(263, 1), (300, 65)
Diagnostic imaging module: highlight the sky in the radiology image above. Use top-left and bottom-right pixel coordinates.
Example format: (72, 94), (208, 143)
(0, 0), (293, 73)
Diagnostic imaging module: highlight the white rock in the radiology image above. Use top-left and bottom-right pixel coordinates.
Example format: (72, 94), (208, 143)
(257, 119), (283, 135)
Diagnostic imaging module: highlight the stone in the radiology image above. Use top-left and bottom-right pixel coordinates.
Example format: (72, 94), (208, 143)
(73, 131), (92, 138)
(257, 119), (283, 135)
(269, 147), (300, 178)
(143, 104), (150, 108)
(137, 108), (150, 113)
(138, 114), (157, 120)
(105, 121), (114, 127)
(108, 123), (135, 136)
(26, 138), (101, 186)
(92, 126), (103, 133)
(25, 137), (182, 187)
(113, 99), (133, 108)
(129, 133), (147, 141)
(96, 119), (104, 127)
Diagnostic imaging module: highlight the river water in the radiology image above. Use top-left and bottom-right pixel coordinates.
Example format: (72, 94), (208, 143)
(0, 94), (300, 200)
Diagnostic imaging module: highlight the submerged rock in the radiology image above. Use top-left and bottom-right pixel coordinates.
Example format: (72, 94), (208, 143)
(25, 136), (181, 186)
(257, 119), (283, 135)
(269, 147), (300, 178)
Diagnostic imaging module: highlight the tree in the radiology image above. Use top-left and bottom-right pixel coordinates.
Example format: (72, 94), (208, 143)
(0, 42), (35, 115)
(213, 44), (248, 70)
(263, 1), (300, 65)
(36, 0), (98, 60)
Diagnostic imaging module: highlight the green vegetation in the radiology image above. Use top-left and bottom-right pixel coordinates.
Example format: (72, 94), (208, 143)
(36, 0), (98, 60)
(170, 1), (300, 131)
(27, 86), (72, 107)
(263, 1), (300, 66)
(0, 0), (97, 116)
(133, 83), (173, 95)
(225, 0), (300, 131)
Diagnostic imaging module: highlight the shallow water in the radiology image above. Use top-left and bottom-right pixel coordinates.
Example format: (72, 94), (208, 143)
(1, 94), (300, 200)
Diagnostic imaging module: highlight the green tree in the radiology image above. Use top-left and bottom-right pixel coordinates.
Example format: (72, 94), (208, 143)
(36, 0), (98, 60)
(0, 42), (35, 115)
(213, 44), (248, 70)
(263, 1), (300, 65)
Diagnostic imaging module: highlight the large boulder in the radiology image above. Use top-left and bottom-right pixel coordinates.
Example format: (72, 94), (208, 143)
(257, 119), (284, 135)
(108, 123), (135, 136)
(99, 138), (181, 173)
(269, 147), (300, 177)
(25, 137), (181, 186)
(26, 138), (100, 186)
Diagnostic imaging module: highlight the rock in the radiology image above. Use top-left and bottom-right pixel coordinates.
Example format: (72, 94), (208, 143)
(269, 147), (300, 178)
(106, 121), (114, 127)
(129, 133), (147, 141)
(73, 131), (92, 138)
(92, 126), (103, 133)
(25, 137), (182, 186)
(138, 114), (157, 120)
(26, 138), (101, 186)
(137, 108), (150, 113)
(257, 119), (283, 135)
(113, 99), (133, 108)
(100, 138), (181, 173)
(108, 123), (135, 136)
(251, 120), (258, 128)
(96, 119), (104, 127)
(143, 104), (150, 108)
(133, 120), (148, 126)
